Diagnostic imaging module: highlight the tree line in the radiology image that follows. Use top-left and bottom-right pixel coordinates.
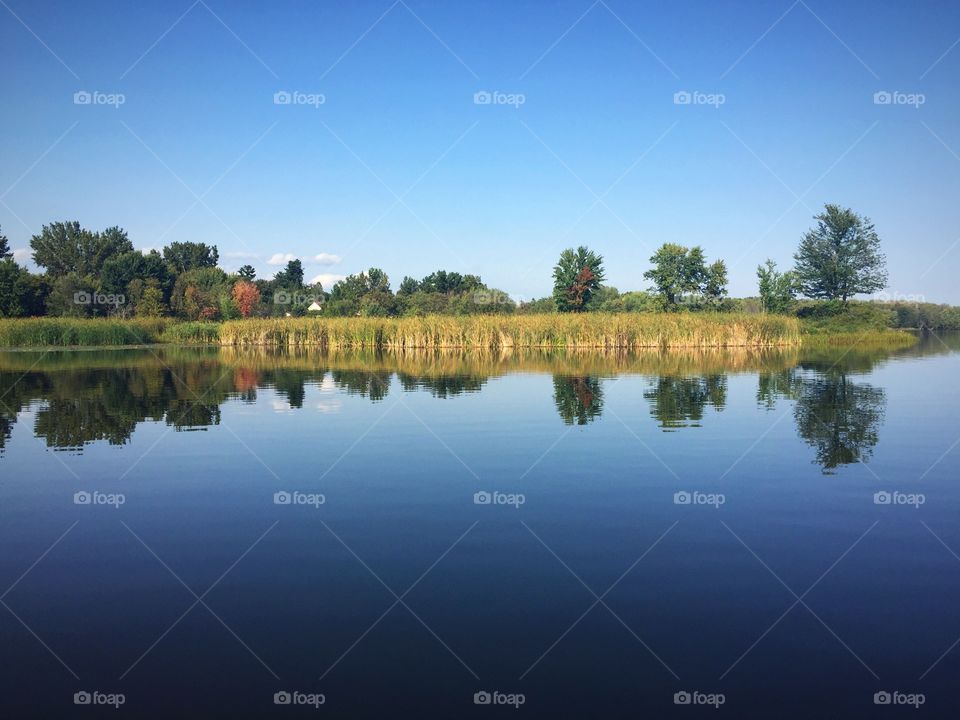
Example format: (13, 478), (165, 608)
(0, 222), (516, 319)
(0, 203), (949, 323)
(547, 204), (888, 314)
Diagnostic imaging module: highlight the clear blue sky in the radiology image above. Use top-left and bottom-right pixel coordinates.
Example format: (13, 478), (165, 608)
(2, 0), (959, 302)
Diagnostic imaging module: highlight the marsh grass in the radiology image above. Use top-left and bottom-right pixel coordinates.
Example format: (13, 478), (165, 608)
(0, 318), (170, 347)
(216, 313), (801, 349)
(159, 321), (222, 345)
(2, 314), (922, 351)
(800, 329), (917, 348)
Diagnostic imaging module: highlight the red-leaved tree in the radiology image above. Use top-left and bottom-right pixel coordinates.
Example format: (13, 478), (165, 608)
(232, 280), (261, 318)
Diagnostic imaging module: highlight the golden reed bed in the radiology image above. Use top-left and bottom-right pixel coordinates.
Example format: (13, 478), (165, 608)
(214, 313), (802, 349)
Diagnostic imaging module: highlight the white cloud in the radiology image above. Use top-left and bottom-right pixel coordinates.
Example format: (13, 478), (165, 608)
(315, 399), (342, 414)
(12, 248), (31, 263)
(310, 273), (345, 288)
(267, 252), (297, 265)
(313, 253), (342, 266)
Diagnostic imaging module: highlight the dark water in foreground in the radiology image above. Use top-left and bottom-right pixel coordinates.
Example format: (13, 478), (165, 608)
(0, 334), (958, 718)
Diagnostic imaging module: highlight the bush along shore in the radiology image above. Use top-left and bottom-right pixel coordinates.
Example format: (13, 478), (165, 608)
(4, 314), (803, 349)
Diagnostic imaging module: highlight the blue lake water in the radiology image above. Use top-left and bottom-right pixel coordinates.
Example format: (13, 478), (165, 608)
(1, 335), (958, 717)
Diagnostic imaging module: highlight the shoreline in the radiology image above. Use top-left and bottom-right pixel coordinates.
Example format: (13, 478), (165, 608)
(0, 314), (920, 350)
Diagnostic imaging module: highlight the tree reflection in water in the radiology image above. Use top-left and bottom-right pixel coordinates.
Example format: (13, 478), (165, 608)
(553, 376), (604, 425)
(758, 366), (887, 473)
(644, 375), (727, 430)
(0, 339), (945, 462)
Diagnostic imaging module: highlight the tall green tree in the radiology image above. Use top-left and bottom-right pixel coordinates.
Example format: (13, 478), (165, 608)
(756, 259), (797, 313)
(793, 204), (887, 303)
(0, 225), (10, 259)
(644, 243), (718, 309)
(170, 267), (229, 319)
(327, 268), (394, 316)
(274, 259), (304, 288)
(100, 250), (171, 298)
(419, 270), (481, 294)
(397, 276), (419, 295)
(45, 272), (96, 317)
(237, 264), (257, 281)
(552, 246), (605, 312)
(162, 241), (219, 273)
(0, 258), (28, 316)
(31, 222), (133, 278)
(703, 260), (728, 306)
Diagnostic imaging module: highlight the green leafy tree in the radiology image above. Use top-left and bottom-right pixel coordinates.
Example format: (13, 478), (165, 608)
(756, 259), (797, 313)
(45, 272), (96, 317)
(0, 259), (28, 316)
(31, 222), (133, 278)
(162, 241), (219, 273)
(237, 264), (257, 281)
(703, 260), (728, 305)
(170, 267), (229, 319)
(327, 268), (393, 316)
(14, 274), (49, 316)
(366, 267), (390, 293)
(418, 270), (482, 295)
(0, 225), (10, 259)
(398, 276), (420, 295)
(552, 246), (605, 312)
(274, 259), (304, 288)
(643, 243), (710, 309)
(100, 250), (171, 300)
(134, 281), (167, 317)
(794, 204), (887, 303)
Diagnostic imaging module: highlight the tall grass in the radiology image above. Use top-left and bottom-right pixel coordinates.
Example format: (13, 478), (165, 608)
(217, 313), (801, 349)
(800, 328), (917, 348)
(159, 321), (221, 345)
(0, 318), (170, 347)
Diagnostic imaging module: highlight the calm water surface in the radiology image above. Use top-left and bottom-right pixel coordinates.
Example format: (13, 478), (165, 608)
(1, 334), (959, 718)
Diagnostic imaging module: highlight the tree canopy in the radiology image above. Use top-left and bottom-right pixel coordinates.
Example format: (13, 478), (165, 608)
(552, 246), (605, 312)
(643, 243), (727, 309)
(31, 222), (133, 278)
(793, 204), (887, 303)
(162, 241), (219, 273)
(757, 259), (797, 314)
